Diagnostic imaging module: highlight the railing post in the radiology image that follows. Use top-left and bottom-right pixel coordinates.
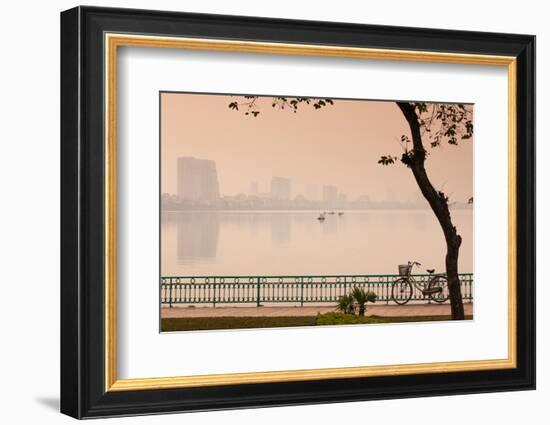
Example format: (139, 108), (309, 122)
(160, 278), (165, 306)
(301, 277), (304, 307)
(169, 278), (173, 308)
(213, 278), (216, 308)
(344, 277), (347, 297)
(257, 277), (261, 307)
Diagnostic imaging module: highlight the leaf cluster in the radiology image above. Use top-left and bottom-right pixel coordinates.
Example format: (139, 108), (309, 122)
(227, 96), (334, 117)
(379, 102), (474, 166)
(414, 102), (474, 147)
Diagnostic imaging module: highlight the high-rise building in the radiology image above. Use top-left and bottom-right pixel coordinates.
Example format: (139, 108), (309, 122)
(337, 192), (348, 202)
(249, 181), (259, 196)
(322, 185), (338, 204)
(270, 177), (291, 201)
(177, 157), (220, 202)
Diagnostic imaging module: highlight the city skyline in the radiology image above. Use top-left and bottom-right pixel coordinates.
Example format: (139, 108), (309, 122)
(168, 155), (435, 205)
(162, 155), (475, 213)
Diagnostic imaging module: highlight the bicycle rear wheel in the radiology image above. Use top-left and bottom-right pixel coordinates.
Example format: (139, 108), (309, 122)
(428, 275), (449, 303)
(391, 278), (413, 305)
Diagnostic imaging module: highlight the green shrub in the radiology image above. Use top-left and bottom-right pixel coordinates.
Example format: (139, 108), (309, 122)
(335, 294), (356, 315)
(351, 287), (377, 316)
(335, 288), (377, 317)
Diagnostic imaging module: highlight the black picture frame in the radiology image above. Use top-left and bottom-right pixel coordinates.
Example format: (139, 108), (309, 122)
(61, 5), (535, 419)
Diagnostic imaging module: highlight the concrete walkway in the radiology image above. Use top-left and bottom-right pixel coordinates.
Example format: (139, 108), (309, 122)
(162, 303), (473, 318)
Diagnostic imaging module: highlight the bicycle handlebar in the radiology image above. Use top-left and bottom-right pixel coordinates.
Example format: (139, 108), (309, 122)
(408, 260), (422, 267)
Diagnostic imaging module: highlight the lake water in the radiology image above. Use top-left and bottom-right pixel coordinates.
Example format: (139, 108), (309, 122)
(161, 209), (473, 277)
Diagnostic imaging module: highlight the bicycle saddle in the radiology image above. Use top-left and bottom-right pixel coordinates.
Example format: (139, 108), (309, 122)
(426, 268), (435, 274)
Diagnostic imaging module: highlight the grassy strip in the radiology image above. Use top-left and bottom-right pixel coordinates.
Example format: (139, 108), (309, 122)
(161, 314), (473, 332)
(161, 316), (316, 332)
(374, 315), (473, 322)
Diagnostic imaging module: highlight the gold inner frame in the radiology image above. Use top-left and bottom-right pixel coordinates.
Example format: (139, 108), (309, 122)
(104, 33), (517, 392)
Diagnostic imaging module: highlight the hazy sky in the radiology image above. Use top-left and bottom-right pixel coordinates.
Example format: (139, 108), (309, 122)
(161, 92), (473, 203)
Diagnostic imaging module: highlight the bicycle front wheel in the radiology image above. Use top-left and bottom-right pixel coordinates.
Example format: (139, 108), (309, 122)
(391, 278), (413, 305)
(428, 275), (449, 303)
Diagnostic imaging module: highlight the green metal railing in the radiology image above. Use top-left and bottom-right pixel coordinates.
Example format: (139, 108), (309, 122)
(160, 274), (474, 307)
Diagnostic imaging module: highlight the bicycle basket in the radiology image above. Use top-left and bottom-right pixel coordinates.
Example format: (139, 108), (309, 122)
(398, 264), (412, 276)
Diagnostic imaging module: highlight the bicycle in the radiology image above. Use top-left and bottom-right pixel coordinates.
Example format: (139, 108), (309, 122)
(391, 261), (449, 305)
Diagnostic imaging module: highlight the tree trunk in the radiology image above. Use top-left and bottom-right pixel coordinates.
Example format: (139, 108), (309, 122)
(396, 102), (465, 320)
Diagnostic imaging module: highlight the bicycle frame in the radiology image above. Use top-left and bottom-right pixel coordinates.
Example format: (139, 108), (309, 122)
(401, 260), (447, 293)
(406, 273), (446, 292)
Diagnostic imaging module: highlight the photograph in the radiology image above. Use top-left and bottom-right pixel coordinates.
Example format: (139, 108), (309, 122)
(160, 92), (474, 332)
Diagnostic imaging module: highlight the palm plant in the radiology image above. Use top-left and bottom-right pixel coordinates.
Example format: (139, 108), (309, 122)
(351, 287), (377, 316)
(336, 294), (355, 315)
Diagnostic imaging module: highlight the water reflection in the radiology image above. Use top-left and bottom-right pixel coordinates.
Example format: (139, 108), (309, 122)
(321, 215), (338, 235)
(161, 210), (473, 277)
(270, 214), (291, 243)
(175, 213), (219, 264)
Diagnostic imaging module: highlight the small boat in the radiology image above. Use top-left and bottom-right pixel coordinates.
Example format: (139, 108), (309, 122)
(328, 211), (336, 215)
(317, 214), (326, 221)
(338, 212), (344, 216)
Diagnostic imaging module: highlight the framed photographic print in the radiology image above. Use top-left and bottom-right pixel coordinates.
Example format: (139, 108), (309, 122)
(60, 6), (535, 419)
